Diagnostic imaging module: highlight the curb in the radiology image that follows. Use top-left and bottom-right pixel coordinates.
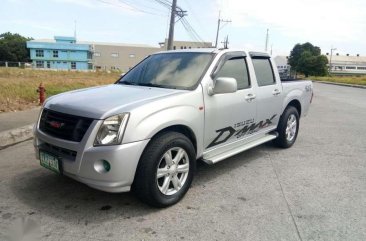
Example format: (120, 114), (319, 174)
(313, 81), (366, 89)
(0, 124), (34, 149)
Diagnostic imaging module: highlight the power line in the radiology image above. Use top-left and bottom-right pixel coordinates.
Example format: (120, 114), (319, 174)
(95, 0), (166, 17)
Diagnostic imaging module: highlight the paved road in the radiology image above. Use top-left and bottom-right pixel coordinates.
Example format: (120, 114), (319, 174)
(0, 83), (365, 241)
(0, 107), (40, 132)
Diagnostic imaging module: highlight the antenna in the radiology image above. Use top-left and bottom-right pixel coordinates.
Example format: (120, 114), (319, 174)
(74, 20), (77, 39)
(265, 29), (269, 52)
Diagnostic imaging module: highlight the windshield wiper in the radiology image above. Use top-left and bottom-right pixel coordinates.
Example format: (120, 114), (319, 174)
(119, 81), (137, 85)
(137, 83), (177, 89)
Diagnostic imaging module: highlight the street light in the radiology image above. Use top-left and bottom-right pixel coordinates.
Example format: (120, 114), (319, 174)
(329, 47), (337, 75)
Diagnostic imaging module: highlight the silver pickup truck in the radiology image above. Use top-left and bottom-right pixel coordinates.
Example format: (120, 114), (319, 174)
(34, 49), (313, 207)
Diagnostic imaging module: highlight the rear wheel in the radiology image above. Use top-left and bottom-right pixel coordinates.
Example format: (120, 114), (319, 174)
(273, 106), (299, 148)
(133, 132), (196, 207)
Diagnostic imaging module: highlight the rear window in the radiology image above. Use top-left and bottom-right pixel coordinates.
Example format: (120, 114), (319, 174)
(252, 58), (276, 86)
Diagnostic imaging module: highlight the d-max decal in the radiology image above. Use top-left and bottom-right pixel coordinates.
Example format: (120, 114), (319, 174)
(207, 115), (277, 148)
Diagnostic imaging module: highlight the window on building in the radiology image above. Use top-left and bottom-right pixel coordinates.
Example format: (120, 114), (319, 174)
(63, 62), (67, 64)
(252, 58), (276, 86)
(46, 61), (50, 69)
(214, 57), (250, 90)
(180, 46), (183, 49)
(36, 50), (44, 57)
(71, 62), (76, 69)
(36, 61), (44, 68)
(53, 50), (59, 58)
(346, 66), (356, 70)
(357, 66), (366, 70)
(173, 46), (176, 50)
(88, 63), (93, 70)
(111, 53), (119, 58)
(129, 54), (135, 58)
(94, 52), (101, 57)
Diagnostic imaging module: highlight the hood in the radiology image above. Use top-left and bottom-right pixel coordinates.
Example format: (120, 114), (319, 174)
(44, 84), (184, 119)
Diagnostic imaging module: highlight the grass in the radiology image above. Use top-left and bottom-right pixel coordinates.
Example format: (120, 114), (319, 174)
(311, 75), (366, 86)
(0, 68), (121, 112)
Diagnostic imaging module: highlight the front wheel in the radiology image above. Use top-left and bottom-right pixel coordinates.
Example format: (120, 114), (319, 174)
(273, 106), (299, 148)
(133, 132), (196, 207)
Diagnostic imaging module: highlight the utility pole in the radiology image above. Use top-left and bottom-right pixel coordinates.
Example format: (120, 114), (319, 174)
(265, 29), (269, 52)
(167, 0), (177, 50)
(215, 12), (231, 48)
(329, 47), (337, 75)
(221, 35), (229, 49)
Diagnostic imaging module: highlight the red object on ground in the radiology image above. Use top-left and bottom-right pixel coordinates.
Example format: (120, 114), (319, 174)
(37, 83), (46, 105)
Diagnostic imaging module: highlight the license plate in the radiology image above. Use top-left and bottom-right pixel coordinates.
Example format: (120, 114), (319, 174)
(40, 151), (61, 174)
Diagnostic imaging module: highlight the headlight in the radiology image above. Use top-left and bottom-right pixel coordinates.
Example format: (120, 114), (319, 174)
(94, 113), (129, 146)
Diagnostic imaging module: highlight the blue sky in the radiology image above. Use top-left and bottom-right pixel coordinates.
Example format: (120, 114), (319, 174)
(1, 0), (366, 56)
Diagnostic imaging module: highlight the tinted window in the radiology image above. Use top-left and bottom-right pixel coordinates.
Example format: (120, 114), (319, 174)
(252, 58), (275, 86)
(215, 58), (250, 89)
(119, 53), (213, 90)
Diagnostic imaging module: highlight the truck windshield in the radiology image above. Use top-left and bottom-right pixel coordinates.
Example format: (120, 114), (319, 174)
(117, 52), (213, 90)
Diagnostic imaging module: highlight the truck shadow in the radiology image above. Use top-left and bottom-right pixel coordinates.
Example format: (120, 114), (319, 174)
(10, 143), (279, 224)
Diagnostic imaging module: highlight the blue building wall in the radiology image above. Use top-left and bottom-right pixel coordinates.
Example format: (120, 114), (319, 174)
(27, 36), (92, 70)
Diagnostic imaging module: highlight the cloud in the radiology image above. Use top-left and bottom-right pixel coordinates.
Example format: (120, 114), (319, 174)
(217, 0), (366, 43)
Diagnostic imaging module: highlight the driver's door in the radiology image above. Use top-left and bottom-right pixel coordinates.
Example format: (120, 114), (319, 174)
(203, 52), (257, 151)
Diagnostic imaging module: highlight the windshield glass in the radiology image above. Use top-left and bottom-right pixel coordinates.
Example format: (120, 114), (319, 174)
(117, 52), (213, 90)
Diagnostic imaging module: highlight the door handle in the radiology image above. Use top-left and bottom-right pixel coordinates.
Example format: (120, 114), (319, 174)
(245, 93), (256, 101)
(272, 89), (281, 96)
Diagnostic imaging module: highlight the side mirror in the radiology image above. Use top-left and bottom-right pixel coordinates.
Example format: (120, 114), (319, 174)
(208, 77), (237, 95)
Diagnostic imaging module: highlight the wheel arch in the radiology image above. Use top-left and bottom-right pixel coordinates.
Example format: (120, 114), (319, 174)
(149, 124), (198, 154)
(286, 99), (302, 117)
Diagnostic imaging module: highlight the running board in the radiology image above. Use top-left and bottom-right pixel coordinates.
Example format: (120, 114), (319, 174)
(203, 134), (278, 165)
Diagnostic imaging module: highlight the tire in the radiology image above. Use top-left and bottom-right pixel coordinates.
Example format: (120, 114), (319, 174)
(273, 106), (299, 148)
(133, 131), (196, 207)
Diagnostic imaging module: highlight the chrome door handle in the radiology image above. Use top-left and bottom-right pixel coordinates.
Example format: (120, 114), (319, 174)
(245, 93), (256, 101)
(272, 89), (281, 95)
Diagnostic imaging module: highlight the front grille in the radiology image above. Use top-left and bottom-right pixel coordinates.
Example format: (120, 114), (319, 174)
(39, 109), (93, 142)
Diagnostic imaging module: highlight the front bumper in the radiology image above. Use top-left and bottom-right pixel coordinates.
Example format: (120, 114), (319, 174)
(34, 121), (149, 193)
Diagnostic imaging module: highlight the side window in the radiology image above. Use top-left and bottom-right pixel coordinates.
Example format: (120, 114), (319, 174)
(252, 58), (276, 86)
(215, 57), (250, 90)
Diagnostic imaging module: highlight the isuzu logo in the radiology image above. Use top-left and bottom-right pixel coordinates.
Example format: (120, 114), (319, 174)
(48, 121), (65, 129)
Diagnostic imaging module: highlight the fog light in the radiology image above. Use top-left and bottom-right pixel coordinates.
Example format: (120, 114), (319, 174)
(94, 160), (111, 173)
(103, 160), (111, 172)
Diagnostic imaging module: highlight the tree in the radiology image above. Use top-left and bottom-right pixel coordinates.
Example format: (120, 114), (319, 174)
(0, 32), (33, 62)
(288, 42), (328, 77)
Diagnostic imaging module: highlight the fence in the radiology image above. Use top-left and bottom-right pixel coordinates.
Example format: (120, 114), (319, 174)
(0, 61), (32, 68)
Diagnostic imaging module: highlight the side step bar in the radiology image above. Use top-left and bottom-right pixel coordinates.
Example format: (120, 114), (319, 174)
(203, 133), (278, 165)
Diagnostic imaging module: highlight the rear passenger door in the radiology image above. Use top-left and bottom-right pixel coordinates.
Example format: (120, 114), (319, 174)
(250, 53), (282, 133)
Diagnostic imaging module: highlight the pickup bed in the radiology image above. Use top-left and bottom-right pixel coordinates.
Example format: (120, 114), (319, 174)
(34, 49), (313, 207)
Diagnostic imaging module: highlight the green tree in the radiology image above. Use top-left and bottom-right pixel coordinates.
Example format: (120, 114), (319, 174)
(0, 32), (33, 62)
(288, 42), (328, 77)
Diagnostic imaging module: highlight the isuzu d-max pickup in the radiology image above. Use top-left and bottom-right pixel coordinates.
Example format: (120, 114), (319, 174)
(34, 49), (313, 207)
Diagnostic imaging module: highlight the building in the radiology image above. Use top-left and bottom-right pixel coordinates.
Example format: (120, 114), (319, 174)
(159, 39), (213, 50)
(27, 36), (214, 72)
(274, 56), (291, 79)
(327, 53), (366, 75)
(26, 36), (92, 70)
(88, 42), (159, 72)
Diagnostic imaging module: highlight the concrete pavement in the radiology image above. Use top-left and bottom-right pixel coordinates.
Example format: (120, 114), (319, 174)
(0, 82), (365, 240)
(0, 107), (39, 148)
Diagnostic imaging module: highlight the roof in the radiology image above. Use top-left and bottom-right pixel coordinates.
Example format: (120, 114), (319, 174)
(327, 55), (366, 64)
(28, 39), (157, 48)
(80, 41), (158, 48)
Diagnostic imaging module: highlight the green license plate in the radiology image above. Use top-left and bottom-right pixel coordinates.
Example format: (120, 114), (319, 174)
(40, 151), (61, 174)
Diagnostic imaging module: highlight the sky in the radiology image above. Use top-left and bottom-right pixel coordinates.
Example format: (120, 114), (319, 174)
(1, 0), (366, 56)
